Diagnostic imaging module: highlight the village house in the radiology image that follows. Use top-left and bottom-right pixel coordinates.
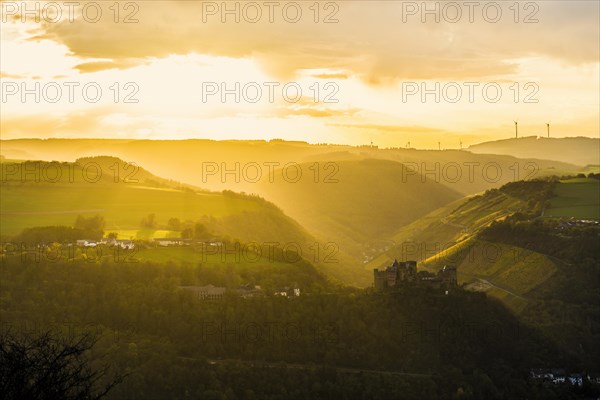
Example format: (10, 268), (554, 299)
(274, 286), (301, 297)
(179, 284), (266, 300)
(180, 284), (227, 300)
(92, 238), (135, 249)
(569, 373), (583, 386)
(76, 240), (97, 247)
(530, 368), (591, 386)
(115, 240), (135, 250)
(154, 238), (183, 247)
(236, 284), (263, 298)
(551, 369), (566, 384)
(588, 373), (600, 384)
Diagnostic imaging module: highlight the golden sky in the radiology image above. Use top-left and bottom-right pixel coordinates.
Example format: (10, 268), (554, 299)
(1, 0), (599, 148)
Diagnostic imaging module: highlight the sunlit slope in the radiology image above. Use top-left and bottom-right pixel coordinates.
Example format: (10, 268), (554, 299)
(0, 139), (581, 195)
(419, 237), (559, 312)
(367, 186), (528, 270)
(1, 159), (254, 235)
(258, 159), (462, 260)
(0, 158), (314, 249)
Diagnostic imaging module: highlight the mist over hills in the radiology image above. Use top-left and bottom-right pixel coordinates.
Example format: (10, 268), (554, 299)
(258, 159), (462, 262)
(0, 138), (583, 195)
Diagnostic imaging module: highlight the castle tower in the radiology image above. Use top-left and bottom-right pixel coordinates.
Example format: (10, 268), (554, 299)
(439, 265), (457, 286)
(373, 269), (386, 291)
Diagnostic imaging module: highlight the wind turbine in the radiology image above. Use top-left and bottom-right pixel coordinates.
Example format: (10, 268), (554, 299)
(459, 140), (463, 150)
(514, 120), (518, 139)
(546, 122), (550, 138)
(438, 142), (441, 151)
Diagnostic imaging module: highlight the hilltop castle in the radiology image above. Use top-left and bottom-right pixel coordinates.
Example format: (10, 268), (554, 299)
(374, 259), (457, 291)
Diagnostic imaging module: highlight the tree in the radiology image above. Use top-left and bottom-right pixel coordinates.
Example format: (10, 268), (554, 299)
(140, 213), (157, 229)
(167, 218), (182, 231)
(74, 215), (105, 240)
(181, 228), (194, 240)
(194, 223), (209, 239)
(0, 330), (125, 400)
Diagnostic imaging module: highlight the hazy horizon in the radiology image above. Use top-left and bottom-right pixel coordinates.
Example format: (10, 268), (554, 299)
(2, 1), (599, 148)
(1, 134), (599, 151)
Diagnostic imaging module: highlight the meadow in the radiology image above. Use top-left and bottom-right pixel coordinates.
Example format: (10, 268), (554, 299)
(0, 183), (259, 236)
(549, 178), (600, 220)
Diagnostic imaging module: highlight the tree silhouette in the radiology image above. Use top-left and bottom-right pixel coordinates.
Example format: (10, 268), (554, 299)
(0, 330), (125, 400)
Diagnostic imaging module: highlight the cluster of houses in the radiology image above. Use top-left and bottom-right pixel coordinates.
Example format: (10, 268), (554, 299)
(555, 219), (600, 230)
(275, 286), (301, 297)
(530, 369), (600, 386)
(153, 238), (223, 247)
(75, 239), (135, 249)
(71, 237), (224, 250)
(373, 259), (457, 291)
(180, 284), (300, 300)
(180, 285), (229, 300)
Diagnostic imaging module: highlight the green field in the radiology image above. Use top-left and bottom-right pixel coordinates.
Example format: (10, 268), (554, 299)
(0, 183), (259, 236)
(548, 178), (600, 220)
(136, 246), (290, 267)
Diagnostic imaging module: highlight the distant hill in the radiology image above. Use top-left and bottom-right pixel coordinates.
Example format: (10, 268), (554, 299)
(468, 136), (600, 166)
(0, 138), (583, 196)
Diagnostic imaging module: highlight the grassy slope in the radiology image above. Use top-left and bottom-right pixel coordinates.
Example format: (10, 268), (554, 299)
(370, 178), (598, 317)
(367, 188), (526, 270)
(420, 238), (559, 313)
(548, 178), (600, 220)
(0, 184), (258, 235)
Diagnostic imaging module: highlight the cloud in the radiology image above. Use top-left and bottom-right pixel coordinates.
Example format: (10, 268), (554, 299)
(73, 59), (143, 73)
(280, 107), (359, 118)
(309, 72), (349, 80)
(26, 1), (598, 82)
(0, 72), (26, 79)
(0, 107), (144, 138)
